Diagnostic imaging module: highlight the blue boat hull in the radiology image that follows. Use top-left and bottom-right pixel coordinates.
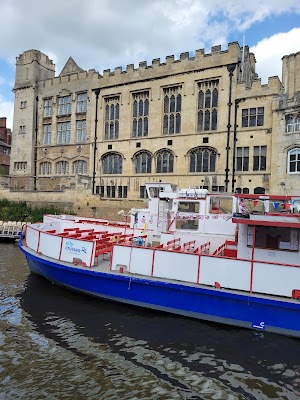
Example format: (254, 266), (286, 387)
(20, 242), (300, 338)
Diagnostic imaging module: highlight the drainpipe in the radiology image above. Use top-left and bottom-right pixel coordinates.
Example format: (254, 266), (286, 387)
(231, 98), (245, 193)
(34, 95), (39, 191)
(92, 88), (100, 194)
(225, 64), (236, 192)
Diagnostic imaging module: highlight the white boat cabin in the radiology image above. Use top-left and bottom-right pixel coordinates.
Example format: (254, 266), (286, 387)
(129, 183), (237, 238)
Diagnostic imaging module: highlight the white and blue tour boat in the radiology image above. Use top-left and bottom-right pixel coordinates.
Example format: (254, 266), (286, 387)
(19, 183), (300, 338)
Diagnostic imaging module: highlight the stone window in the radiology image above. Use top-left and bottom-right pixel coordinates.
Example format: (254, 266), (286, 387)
(242, 107), (264, 127)
(57, 122), (71, 144)
(140, 186), (147, 199)
(288, 148), (300, 173)
(118, 186), (128, 198)
(73, 160), (87, 174)
(253, 146), (266, 171)
(156, 149), (174, 173)
(76, 120), (86, 142)
(189, 147), (217, 173)
(40, 162), (52, 175)
(134, 151), (152, 174)
(132, 92), (149, 137)
(106, 185), (116, 198)
(20, 101), (27, 109)
(44, 98), (53, 117)
(102, 152), (122, 174)
(104, 96), (120, 140)
(56, 161), (69, 174)
(14, 162), (27, 170)
(77, 92), (87, 113)
(43, 124), (51, 145)
(163, 86), (181, 134)
(236, 147), (249, 171)
(58, 95), (72, 115)
(286, 115), (300, 133)
(197, 80), (218, 131)
(19, 125), (26, 134)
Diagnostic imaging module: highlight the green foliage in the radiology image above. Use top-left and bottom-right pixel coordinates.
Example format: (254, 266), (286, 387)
(0, 199), (73, 223)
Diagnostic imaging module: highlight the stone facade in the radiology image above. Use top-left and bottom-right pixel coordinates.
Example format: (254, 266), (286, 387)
(8, 43), (300, 206)
(0, 117), (11, 180)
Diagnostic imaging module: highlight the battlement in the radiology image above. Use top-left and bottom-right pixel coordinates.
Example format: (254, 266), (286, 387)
(16, 49), (55, 70)
(99, 42), (241, 82)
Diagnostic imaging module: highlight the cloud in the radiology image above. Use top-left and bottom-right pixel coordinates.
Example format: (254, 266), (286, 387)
(0, 94), (14, 129)
(1, 0), (300, 74)
(0, 0), (300, 130)
(250, 28), (300, 83)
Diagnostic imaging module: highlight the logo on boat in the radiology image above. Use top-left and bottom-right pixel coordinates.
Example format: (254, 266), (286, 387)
(65, 241), (87, 254)
(252, 321), (265, 330)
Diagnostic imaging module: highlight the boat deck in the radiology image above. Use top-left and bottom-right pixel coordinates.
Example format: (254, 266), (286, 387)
(21, 241), (300, 306)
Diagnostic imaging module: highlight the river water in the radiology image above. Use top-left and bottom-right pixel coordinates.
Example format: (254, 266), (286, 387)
(1, 242), (300, 400)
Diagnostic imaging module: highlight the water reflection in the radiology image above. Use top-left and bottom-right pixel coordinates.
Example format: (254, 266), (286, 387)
(1, 243), (300, 399)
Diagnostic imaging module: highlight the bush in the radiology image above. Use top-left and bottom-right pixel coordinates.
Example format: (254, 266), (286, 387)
(0, 200), (74, 223)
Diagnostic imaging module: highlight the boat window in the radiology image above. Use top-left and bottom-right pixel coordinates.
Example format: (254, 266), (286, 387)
(148, 187), (160, 198)
(249, 226), (299, 251)
(176, 219), (198, 230)
(209, 197), (232, 214)
(178, 201), (199, 213)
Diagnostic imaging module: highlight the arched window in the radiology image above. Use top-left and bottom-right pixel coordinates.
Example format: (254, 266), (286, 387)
(56, 161), (69, 175)
(295, 115), (300, 132)
(73, 160), (87, 174)
(254, 187), (265, 194)
(104, 97), (120, 139)
(163, 86), (182, 134)
(102, 153), (123, 174)
(197, 80), (219, 131)
(288, 148), (300, 173)
(156, 149), (174, 173)
(132, 92), (149, 137)
(134, 151), (152, 174)
(40, 162), (52, 175)
(189, 147), (217, 173)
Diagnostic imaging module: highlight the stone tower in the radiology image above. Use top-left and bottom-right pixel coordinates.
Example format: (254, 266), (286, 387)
(10, 50), (55, 190)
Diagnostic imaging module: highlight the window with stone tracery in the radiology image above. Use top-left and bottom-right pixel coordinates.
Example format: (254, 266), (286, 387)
(163, 86), (181, 135)
(104, 96), (120, 140)
(189, 147), (217, 172)
(134, 151), (152, 173)
(56, 161), (69, 175)
(102, 153), (122, 174)
(156, 149), (174, 173)
(286, 115), (300, 133)
(40, 162), (52, 175)
(132, 92), (149, 137)
(197, 80), (218, 132)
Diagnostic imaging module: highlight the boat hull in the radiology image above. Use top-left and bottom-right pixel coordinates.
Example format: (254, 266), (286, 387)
(20, 242), (300, 338)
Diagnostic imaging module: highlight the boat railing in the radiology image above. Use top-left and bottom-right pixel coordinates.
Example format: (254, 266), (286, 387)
(212, 240), (237, 258)
(193, 242), (210, 255)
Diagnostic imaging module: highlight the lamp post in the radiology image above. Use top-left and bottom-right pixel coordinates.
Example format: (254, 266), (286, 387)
(34, 95), (39, 190)
(92, 88), (100, 194)
(231, 98), (245, 193)
(225, 63), (237, 192)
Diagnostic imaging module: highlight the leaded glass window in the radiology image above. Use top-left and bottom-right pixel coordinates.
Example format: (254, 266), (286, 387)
(197, 80), (219, 132)
(163, 87), (181, 135)
(132, 92), (149, 137)
(189, 147), (217, 172)
(105, 97), (120, 140)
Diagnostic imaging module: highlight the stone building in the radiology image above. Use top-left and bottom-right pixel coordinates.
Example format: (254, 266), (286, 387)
(0, 117), (11, 181)
(9, 42), (300, 201)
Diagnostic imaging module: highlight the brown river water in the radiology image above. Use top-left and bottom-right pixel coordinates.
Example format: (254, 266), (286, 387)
(1, 242), (300, 399)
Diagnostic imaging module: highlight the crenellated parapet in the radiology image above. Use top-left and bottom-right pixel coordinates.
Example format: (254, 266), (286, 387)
(99, 42), (242, 84)
(237, 75), (282, 98)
